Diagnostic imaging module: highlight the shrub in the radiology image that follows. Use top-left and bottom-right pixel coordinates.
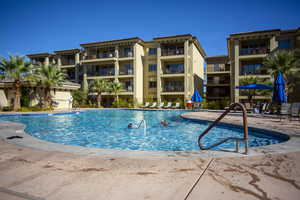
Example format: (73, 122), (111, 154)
(71, 90), (88, 107)
(1, 106), (12, 112)
(21, 87), (30, 107)
(17, 107), (54, 112)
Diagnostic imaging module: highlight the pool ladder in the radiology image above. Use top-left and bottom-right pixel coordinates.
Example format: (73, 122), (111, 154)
(198, 103), (249, 154)
(136, 120), (147, 134)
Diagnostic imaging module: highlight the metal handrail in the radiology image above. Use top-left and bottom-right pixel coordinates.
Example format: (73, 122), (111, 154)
(198, 103), (249, 154)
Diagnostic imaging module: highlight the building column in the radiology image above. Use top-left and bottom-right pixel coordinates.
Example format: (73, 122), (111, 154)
(156, 45), (162, 102)
(270, 36), (278, 51)
(114, 46), (119, 82)
(75, 53), (80, 83)
(57, 56), (62, 67)
(184, 40), (189, 101)
(44, 57), (49, 66)
(82, 65), (88, 92)
(233, 39), (240, 103)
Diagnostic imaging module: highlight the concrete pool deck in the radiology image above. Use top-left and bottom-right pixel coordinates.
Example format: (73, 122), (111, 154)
(0, 110), (300, 199)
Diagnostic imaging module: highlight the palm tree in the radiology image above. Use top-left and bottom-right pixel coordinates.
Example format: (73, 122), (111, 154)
(35, 64), (65, 108)
(109, 81), (122, 107)
(263, 50), (298, 100)
(263, 50), (296, 80)
(89, 78), (109, 107)
(0, 56), (33, 111)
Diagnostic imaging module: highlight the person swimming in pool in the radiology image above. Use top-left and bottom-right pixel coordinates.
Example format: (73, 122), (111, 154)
(160, 120), (169, 127)
(128, 123), (134, 128)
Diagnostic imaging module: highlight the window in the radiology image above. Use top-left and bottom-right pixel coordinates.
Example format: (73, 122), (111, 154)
(148, 64), (157, 72)
(278, 40), (291, 49)
(149, 81), (157, 88)
(148, 48), (157, 55)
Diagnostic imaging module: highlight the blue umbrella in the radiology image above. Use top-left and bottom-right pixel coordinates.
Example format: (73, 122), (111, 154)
(272, 72), (287, 103)
(236, 83), (273, 103)
(191, 89), (203, 102)
(236, 84), (273, 90)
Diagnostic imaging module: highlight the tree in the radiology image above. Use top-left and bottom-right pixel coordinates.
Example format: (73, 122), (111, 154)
(0, 56), (33, 111)
(109, 81), (122, 107)
(71, 90), (87, 108)
(89, 78), (109, 107)
(263, 50), (297, 98)
(35, 64), (65, 108)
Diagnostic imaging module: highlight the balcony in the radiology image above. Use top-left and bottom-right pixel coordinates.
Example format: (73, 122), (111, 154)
(161, 44), (184, 56)
(206, 64), (230, 73)
(120, 80), (134, 92)
(240, 48), (269, 56)
(163, 64), (184, 74)
(64, 68), (76, 81)
(207, 77), (230, 85)
(161, 48), (184, 56)
(119, 47), (134, 58)
(61, 59), (75, 66)
(163, 80), (184, 92)
(239, 64), (268, 76)
(86, 65), (115, 77)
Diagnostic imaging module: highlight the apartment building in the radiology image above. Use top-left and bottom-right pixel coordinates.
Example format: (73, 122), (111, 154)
(27, 34), (206, 106)
(206, 27), (300, 103)
(205, 55), (231, 101)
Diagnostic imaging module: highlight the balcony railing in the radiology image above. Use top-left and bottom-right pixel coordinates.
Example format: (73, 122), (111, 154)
(163, 86), (184, 92)
(207, 80), (230, 85)
(121, 85), (133, 92)
(239, 48), (269, 56)
(119, 51), (134, 58)
(85, 52), (115, 60)
(87, 68), (115, 77)
(161, 48), (184, 56)
(119, 68), (133, 75)
(207, 66), (230, 72)
(61, 60), (75, 66)
(239, 64), (268, 76)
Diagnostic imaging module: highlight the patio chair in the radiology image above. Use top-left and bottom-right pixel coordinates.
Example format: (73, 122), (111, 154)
(157, 102), (164, 109)
(142, 102), (150, 108)
(164, 102), (172, 109)
(289, 103), (300, 121)
(172, 102), (180, 109)
(149, 102), (157, 109)
(279, 103), (291, 121)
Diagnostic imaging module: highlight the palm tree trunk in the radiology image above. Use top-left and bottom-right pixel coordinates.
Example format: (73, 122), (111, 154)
(97, 93), (102, 107)
(44, 87), (51, 108)
(13, 81), (21, 111)
(116, 94), (119, 107)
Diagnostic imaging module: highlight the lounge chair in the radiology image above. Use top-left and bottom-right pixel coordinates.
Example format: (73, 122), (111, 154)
(172, 102), (180, 109)
(149, 102), (157, 109)
(279, 103), (291, 121)
(142, 102), (150, 108)
(157, 102), (164, 109)
(289, 103), (300, 121)
(164, 102), (172, 109)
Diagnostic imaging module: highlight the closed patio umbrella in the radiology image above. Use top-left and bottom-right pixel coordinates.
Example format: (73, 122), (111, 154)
(272, 72), (287, 103)
(191, 89), (203, 103)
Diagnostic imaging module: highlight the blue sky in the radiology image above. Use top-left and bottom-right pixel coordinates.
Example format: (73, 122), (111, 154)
(1, 0), (299, 57)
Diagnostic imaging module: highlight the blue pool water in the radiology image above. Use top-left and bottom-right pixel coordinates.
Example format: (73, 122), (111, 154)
(0, 110), (288, 151)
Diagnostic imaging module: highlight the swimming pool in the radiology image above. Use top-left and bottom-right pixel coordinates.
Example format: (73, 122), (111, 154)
(0, 109), (288, 151)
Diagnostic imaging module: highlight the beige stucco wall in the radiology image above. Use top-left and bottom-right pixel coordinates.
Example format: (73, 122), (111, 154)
(0, 88), (73, 110)
(51, 90), (73, 109)
(0, 89), (8, 107)
(191, 42), (205, 94)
